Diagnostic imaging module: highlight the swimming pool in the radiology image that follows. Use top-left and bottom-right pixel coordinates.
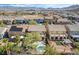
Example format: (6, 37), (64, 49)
(35, 41), (45, 53)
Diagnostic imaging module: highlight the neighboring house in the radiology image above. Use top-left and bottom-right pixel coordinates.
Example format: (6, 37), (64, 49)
(0, 27), (8, 39)
(8, 25), (28, 36)
(0, 15), (15, 25)
(15, 15), (45, 24)
(23, 15), (44, 20)
(14, 16), (27, 24)
(44, 16), (54, 24)
(48, 25), (67, 40)
(57, 18), (72, 24)
(66, 24), (79, 41)
(23, 15), (45, 24)
(28, 25), (46, 39)
(36, 19), (44, 24)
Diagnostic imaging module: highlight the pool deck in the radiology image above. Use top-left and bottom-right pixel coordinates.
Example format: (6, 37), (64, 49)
(48, 40), (72, 54)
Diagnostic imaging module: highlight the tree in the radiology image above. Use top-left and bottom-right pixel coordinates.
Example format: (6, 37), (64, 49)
(6, 42), (15, 55)
(12, 46), (21, 54)
(28, 33), (34, 43)
(74, 48), (79, 54)
(44, 45), (58, 55)
(44, 20), (50, 44)
(23, 37), (29, 49)
(23, 33), (34, 50)
(0, 45), (6, 55)
(33, 32), (42, 41)
(0, 20), (4, 27)
(32, 12), (36, 15)
(14, 35), (20, 44)
(30, 20), (37, 25)
(2, 38), (8, 43)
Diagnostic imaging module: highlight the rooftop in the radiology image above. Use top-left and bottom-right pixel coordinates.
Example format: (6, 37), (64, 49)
(57, 18), (71, 22)
(45, 16), (53, 19)
(9, 25), (28, 32)
(0, 15), (15, 21)
(23, 15), (44, 19)
(15, 16), (25, 20)
(28, 25), (46, 32)
(67, 24), (79, 31)
(0, 27), (7, 34)
(48, 25), (66, 32)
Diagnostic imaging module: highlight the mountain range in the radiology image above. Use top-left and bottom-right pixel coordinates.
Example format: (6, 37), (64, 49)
(0, 4), (79, 11)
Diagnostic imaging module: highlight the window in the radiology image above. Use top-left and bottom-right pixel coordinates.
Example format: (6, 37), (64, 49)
(51, 37), (53, 39)
(60, 37), (62, 40)
(55, 37), (58, 40)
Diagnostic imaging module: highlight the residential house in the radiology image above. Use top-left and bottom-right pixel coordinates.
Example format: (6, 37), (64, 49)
(23, 15), (44, 20)
(48, 25), (67, 40)
(28, 25), (46, 39)
(57, 18), (72, 24)
(8, 25), (28, 36)
(23, 15), (44, 24)
(66, 24), (79, 41)
(14, 16), (27, 24)
(0, 15), (15, 25)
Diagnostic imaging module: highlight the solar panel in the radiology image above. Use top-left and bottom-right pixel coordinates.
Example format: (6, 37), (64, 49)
(10, 26), (23, 32)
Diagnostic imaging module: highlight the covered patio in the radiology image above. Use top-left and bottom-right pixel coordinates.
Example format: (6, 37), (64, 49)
(50, 34), (67, 41)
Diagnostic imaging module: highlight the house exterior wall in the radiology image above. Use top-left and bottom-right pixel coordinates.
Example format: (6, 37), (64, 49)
(0, 34), (3, 39)
(50, 31), (67, 40)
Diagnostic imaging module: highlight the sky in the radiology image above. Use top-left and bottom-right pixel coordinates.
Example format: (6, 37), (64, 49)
(0, 4), (73, 8)
(0, 0), (79, 4)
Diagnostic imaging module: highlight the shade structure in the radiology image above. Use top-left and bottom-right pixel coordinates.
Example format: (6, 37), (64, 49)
(71, 35), (79, 38)
(63, 39), (72, 44)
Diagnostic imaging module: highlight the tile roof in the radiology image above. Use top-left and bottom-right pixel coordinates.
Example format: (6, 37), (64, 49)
(48, 25), (66, 32)
(28, 25), (46, 32)
(67, 24), (79, 31)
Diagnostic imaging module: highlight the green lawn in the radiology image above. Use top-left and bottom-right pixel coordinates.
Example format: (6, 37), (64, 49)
(55, 41), (63, 45)
(75, 42), (79, 48)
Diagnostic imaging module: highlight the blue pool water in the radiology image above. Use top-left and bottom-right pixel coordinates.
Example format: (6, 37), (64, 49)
(36, 41), (45, 53)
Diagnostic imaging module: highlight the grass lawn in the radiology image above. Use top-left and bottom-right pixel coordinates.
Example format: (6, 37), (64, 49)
(75, 42), (79, 48)
(55, 41), (63, 45)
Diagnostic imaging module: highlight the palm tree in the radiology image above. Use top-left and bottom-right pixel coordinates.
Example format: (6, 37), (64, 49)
(14, 35), (20, 44)
(73, 48), (79, 54)
(44, 45), (58, 55)
(44, 19), (50, 44)
(2, 38), (8, 43)
(22, 33), (33, 50)
(28, 33), (34, 43)
(12, 46), (21, 54)
(6, 42), (15, 54)
(0, 45), (6, 55)
(23, 37), (29, 49)
(34, 32), (42, 41)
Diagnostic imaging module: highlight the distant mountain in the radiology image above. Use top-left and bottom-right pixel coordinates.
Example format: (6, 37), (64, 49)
(62, 5), (79, 10)
(0, 4), (79, 11)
